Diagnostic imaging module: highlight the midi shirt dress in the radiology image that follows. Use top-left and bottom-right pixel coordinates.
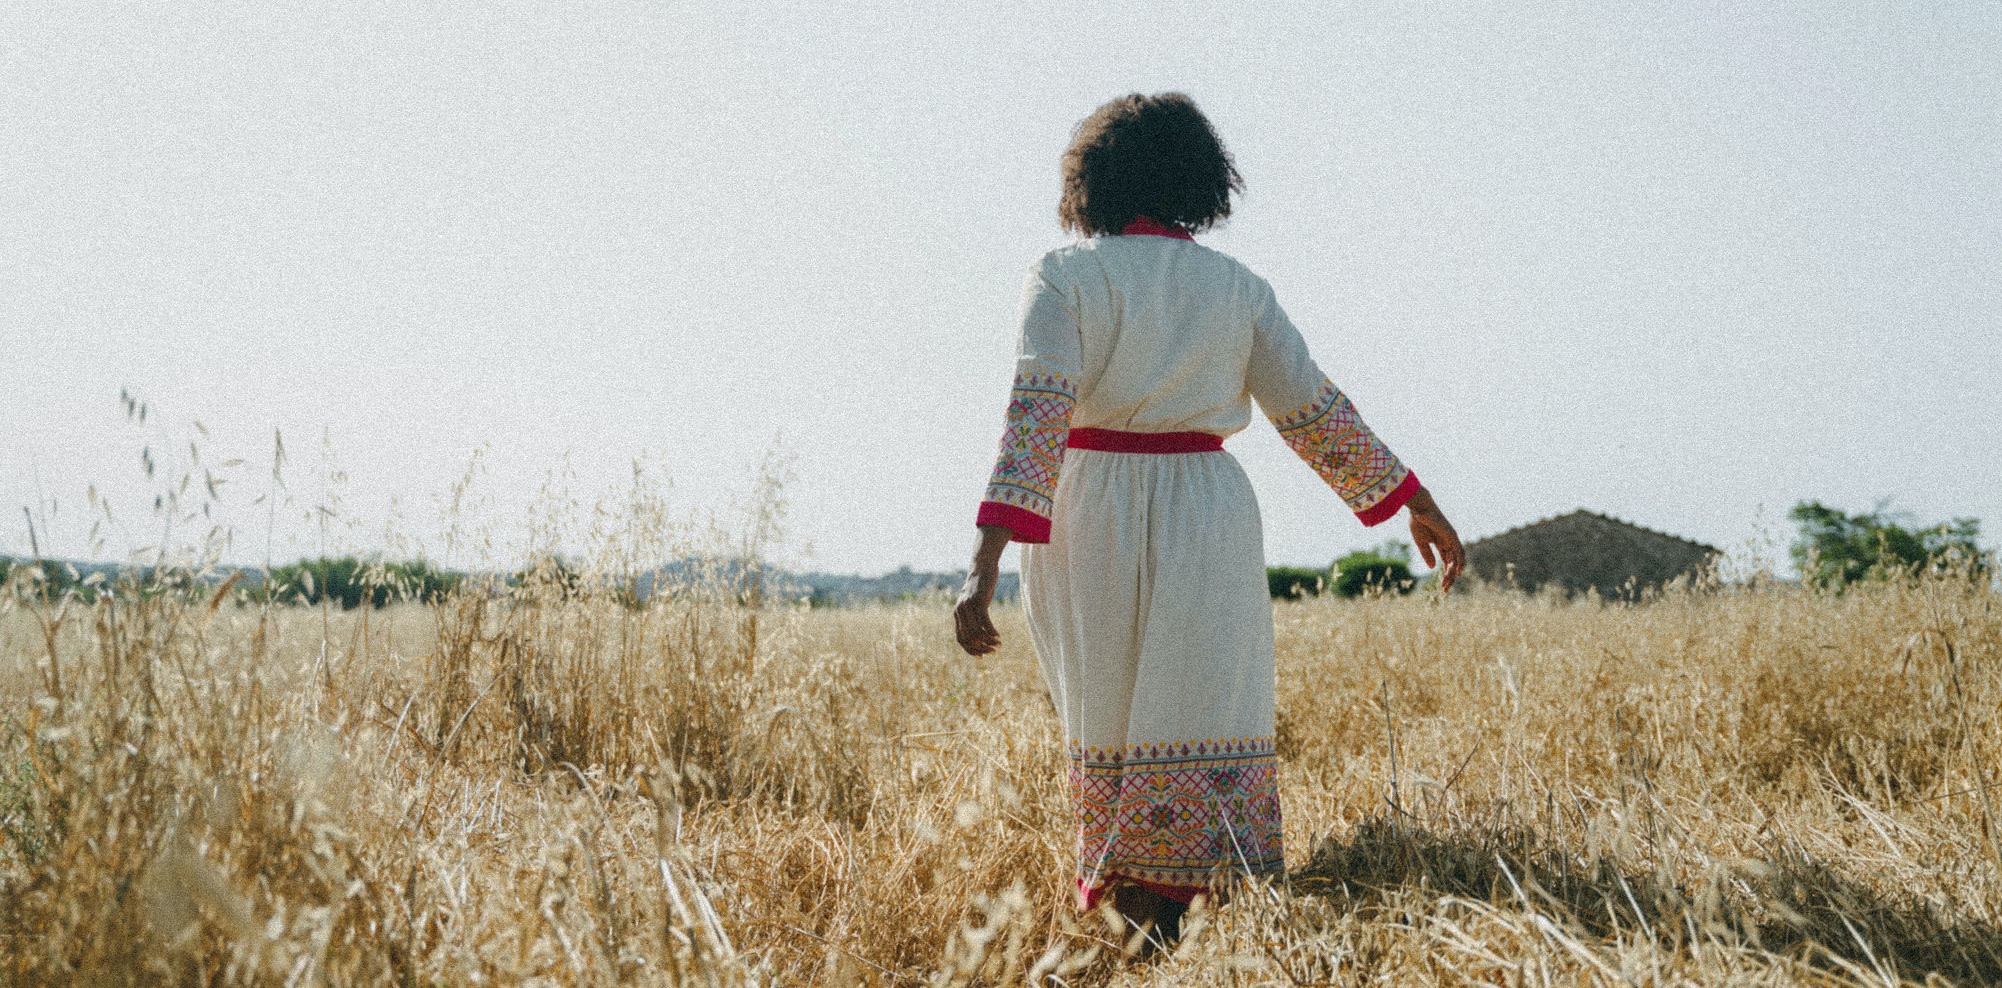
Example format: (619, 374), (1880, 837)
(975, 219), (1419, 909)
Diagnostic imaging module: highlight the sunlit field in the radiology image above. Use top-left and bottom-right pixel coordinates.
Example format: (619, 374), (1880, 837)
(3, 561), (2000, 985)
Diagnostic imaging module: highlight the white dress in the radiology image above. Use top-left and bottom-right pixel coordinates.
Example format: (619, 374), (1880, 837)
(975, 225), (1417, 908)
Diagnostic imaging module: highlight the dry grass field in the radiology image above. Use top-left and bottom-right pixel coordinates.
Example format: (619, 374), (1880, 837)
(2, 563), (2000, 986)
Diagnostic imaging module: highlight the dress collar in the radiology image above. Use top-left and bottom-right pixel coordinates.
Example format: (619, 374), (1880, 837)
(1119, 216), (1194, 241)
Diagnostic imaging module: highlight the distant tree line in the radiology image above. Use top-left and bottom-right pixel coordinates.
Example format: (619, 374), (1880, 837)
(0, 555), (464, 608)
(1268, 541), (1417, 599)
(261, 557), (463, 609)
(1269, 500), (1989, 601)
(1788, 501), (1985, 588)
(796, 565), (1020, 608)
(0, 558), (95, 601)
(6, 502), (1989, 610)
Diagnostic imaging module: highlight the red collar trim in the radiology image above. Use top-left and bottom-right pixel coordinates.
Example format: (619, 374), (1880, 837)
(1120, 217), (1194, 241)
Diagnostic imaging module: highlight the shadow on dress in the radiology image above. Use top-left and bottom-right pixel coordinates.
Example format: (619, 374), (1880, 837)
(1283, 815), (2002, 985)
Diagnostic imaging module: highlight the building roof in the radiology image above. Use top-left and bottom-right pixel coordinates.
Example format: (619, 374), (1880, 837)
(1467, 509), (1721, 556)
(1463, 509), (1721, 598)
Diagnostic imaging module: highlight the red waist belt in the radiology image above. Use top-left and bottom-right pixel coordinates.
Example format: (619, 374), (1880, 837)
(1067, 428), (1224, 453)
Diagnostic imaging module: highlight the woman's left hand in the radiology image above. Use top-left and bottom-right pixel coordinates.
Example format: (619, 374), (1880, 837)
(1405, 486), (1466, 593)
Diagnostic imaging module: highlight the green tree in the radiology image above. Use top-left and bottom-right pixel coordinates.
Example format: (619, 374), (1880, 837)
(1332, 540), (1415, 598)
(0, 558), (95, 602)
(265, 556), (462, 608)
(384, 559), (463, 604)
(1788, 501), (1983, 588)
(1266, 566), (1325, 599)
(511, 555), (583, 599)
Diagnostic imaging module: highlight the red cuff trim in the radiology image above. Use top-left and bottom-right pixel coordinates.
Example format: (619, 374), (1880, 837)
(976, 502), (1051, 544)
(1355, 472), (1420, 527)
(1068, 428), (1223, 453)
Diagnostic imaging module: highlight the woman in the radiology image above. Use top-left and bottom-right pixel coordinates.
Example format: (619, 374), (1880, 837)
(953, 93), (1465, 941)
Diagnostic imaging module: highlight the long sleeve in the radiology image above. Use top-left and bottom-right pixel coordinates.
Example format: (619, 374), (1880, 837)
(975, 260), (1083, 544)
(1247, 281), (1419, 527)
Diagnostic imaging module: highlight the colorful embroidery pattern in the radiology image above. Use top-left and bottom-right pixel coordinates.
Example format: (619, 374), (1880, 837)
(982, 371), (1076, 524)
(1068, 737), (1285, 894)
(1271, 378), (1410, 516)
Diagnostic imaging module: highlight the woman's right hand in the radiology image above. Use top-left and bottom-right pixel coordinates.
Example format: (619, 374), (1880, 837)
(954, 564), (1001, 655)
(954, 525), (1013, 656)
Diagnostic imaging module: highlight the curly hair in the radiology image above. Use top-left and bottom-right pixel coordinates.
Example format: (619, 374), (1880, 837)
(1059, 92), (1244, 237)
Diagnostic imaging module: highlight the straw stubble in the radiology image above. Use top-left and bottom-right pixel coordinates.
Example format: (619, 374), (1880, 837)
(1, 559), (1998, 986)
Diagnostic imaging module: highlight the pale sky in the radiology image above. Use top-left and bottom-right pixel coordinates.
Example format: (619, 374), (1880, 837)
(5, 2), (1999, 576)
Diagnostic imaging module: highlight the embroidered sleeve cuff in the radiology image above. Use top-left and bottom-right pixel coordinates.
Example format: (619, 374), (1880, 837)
(976, 501), (1052, 544)
(1354, 471), (1420, 527)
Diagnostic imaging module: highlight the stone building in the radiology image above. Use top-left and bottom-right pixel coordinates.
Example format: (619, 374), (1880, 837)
(1464, 510), (1720, 598)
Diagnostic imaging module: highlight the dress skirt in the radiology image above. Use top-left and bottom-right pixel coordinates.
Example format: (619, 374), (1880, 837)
(1021, 446), (1285, 909)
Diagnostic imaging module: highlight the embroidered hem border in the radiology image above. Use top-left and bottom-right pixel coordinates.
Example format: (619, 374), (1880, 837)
(1068, 737), (1285, 905)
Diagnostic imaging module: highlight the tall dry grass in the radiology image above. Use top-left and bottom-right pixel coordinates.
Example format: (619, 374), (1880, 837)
(2, 551), (1999, 984)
